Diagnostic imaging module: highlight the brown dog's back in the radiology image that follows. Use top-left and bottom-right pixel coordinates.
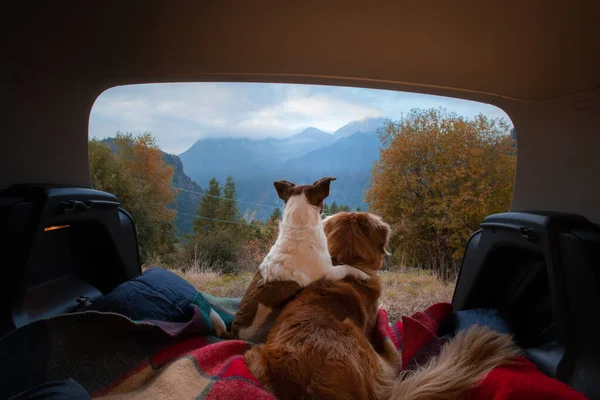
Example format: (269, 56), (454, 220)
(246, 212), (521, 400)
(245, 212), (396, 399)
(229, 270), (302, 342)
(245, 276), (394, 400)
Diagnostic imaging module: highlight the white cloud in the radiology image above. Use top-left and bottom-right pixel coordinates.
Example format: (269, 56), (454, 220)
(89, 82), (512, 154)
(240, 93), (382, 134)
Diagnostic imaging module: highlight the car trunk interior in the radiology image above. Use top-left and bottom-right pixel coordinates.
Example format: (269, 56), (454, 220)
(1, 1), (599, 398)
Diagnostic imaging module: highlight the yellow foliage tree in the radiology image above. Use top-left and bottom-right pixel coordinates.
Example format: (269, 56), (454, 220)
(90, 132), (176, 261)
(366, 108), (516, 275)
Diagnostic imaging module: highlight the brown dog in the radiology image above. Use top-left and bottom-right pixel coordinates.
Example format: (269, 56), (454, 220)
(245, 212), (520, 400)
(245, 212), (399, 400)
(224, 178), (369, 343)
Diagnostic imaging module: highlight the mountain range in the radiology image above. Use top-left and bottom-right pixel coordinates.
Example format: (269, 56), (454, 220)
(101, 117), (387, 235)
(161, 153), (204, 235)
(179, 117), (387, 225)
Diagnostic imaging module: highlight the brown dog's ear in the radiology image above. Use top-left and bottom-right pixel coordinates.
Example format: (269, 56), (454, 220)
(307, 177), (336, 206)
(370, 215), (392, 256)
(274, 180), (295, 202)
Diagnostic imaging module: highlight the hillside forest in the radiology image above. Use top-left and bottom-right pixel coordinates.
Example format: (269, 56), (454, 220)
(89, 108), (516, 279)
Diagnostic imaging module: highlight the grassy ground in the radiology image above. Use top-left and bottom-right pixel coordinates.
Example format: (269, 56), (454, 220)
(159, 266), (455, 322)
(378, 270), (455, 321)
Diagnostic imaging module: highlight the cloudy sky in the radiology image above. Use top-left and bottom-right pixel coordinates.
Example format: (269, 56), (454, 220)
(89, 83), (512, 155)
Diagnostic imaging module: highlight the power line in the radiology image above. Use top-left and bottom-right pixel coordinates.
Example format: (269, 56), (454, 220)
(174, 187), (348, 216)
(176, 211), (334, 228)
(176, 211), (278, 229)
(174, 187), (282, 210)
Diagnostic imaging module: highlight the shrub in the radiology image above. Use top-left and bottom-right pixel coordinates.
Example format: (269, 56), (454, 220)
(184, 226), (246, 273)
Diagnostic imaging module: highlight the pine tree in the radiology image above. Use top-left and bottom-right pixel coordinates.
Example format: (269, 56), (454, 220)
(217, 176), (240, 224)
(330, 201), (339, 214)
(268, 207), (282, 225)
(356, 206), (362, 212)
(339, 204), (350, 212)
(194, 177), (222, 234)
(323, 202), (330, 216)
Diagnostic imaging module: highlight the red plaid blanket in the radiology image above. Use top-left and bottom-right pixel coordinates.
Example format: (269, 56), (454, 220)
(0, 301), (587, 399)
(391, 304), (586, 399)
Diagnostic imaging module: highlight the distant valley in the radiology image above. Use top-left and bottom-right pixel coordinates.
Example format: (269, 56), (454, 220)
(105, 117), (388, 235)
(179, 117), (387, 225)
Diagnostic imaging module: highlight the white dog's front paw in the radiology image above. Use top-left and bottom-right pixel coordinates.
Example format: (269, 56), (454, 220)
(324, 265), (370, 281)
(341, 265), (370, 281)
(356, 270), (370, 281)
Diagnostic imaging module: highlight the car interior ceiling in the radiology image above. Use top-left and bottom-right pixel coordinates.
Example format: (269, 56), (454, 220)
(1, 1), (600, 399)
(1, 1), (599, 224)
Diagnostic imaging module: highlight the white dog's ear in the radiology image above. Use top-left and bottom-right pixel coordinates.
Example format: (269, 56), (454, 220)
(312, 176), (336, 188)
(274, 180), (295, 202)
(308, 177), (336, 205)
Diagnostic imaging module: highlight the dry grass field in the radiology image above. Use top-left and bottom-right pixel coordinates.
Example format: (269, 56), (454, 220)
(147, 265), (455, 321)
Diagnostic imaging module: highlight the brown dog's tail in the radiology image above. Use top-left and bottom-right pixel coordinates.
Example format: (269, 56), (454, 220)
(389, 325), (520, 400)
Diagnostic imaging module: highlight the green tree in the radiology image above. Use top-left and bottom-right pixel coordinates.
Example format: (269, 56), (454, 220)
(330, 201), (339, 214)
(355, 206), (362, 212)
(217, 175), (240, 226)
(268, 207), (282, 225)
(190, 176), (249, 273)
(89, 139), (135, 205)
(339, 204), (350, 212)
(194, 178), (222, 234)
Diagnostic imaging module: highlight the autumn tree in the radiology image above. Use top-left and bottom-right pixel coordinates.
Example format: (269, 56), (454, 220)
(89, 132), (177, 262)
(115, 132), (176, 258)
(240, 206), (281, 270)
(366, 108), (516, 274)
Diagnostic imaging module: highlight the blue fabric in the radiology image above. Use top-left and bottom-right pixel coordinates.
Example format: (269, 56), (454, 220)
(90, 269), (513, 340)
(8, 379), (90, 400)
(441, 308), (513, 340)
(87, 267), (198, 322)
(454, 308), (512, 335)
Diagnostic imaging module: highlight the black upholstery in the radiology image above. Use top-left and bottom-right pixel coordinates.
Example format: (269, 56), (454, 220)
(0, 185), (141, 338)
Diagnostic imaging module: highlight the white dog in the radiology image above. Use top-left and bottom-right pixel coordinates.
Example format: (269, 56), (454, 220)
(223, 177), (369, 343)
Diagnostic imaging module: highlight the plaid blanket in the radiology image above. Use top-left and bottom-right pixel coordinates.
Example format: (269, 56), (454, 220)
(0, 294), (587, 399)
